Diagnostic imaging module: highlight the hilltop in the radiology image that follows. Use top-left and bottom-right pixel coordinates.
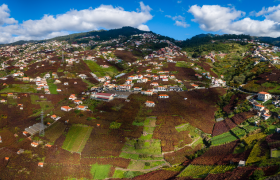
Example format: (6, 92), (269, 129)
(0, 27), (280, 179)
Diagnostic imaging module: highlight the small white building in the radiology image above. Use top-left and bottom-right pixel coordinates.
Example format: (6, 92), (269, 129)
(158, 94), (169, 99)
(61, 106), (72, 112)
(254, 104), (265, 111)
(145, 101), (155, 107)
(238, 160), (246, 167)
(258, 92), (272, 101)
(31, 142), (39, 147)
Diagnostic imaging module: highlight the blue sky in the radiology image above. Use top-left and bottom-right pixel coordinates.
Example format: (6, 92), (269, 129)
(0, 0), (280, 43)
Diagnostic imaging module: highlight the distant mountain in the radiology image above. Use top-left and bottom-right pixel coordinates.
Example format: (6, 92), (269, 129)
(0, 26), (150, 46)
(252, 36), (280, 46)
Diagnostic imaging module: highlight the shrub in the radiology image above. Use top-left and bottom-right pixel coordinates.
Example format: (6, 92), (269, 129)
(145, 162), (150, 166)
(249, 170), (264, 180)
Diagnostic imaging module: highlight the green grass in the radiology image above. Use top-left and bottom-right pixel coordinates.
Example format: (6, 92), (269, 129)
(113, 170), (125, 178)
(113, 170), (144, 179)
(175, 123), (201, 138)
(0, 84), (37, 93)
(176, 61), (191, 68)
(84, 60), (119, 77)
(82, 79), (96, 87)
(62, 124), (92, 153)
(271, 149), (280, 158)
(209, 165), (236, 174)
(119, 152), (163, 160)
(143, 161), (165, 169)
(45, 122), (66, 142)
(90, 163), (111, 180)
(179, 165), (215, 178)
(30, 95), (54, 116)
(109, 122), (122, 129)
(211, 132), (239, 146)
(132, 121), (144, 126)
(139, 134), (153, 140)
(47, 82), (58, 94)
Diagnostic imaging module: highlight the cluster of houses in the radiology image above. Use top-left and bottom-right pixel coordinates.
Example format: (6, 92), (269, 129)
(253, 92), (272, 121)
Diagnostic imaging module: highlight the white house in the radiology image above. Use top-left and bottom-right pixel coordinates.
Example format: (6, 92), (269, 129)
(76, 105), (88, 111)
(31, 142), (39, 147)
(263, 114), (271, 120)
(254, 104), (265, 111)
(69, 94), (77, 100)
(61, 106), (72, 112)
(74, 100), (83, 105)
(159, 94), (169, 99)
(258, 92), (272, 101)
(145, 101), (155, 107)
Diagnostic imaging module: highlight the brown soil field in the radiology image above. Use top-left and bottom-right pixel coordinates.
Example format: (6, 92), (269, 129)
(196, 61), (218, 78)
(56, 78), (88, 94)
(212, 111), (256, 136)
(0, 129), (16, 148)
(191, 141), (242, 165)
(162, 63), (206, 82)
(45, 146), (81, 164)
(114, 50), (138, 62)
(80, 157), (130, 168)
(132, 170), (179, 180)
(164, 144), (202, 165)
(153, 116), (192, 152)
(81, 127), (126, 158)
(222, 93), (248, 114)
(129, 88), (226, 134)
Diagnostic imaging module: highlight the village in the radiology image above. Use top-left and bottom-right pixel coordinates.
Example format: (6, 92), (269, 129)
(0, 28), (280, 179)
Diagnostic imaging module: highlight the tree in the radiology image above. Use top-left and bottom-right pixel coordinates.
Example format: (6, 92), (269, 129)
(249, 170), (264, 180)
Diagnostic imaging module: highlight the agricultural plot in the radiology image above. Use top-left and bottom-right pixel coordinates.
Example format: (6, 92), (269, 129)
(212, 111), (256, 137)
(0, 129), (16, 148)
(164, 144), (202, 165)
(178, 165), (215, 178)
(119, 116), (162, 162)
(191, 141), (238, 165)
(44, 122), (67, 143)
(131, 170), (179, 180)
(153, 116), (193, 152)
(84, 60), (119, 77)
(30, 94), (54, 116)
(179, 165), (236, 178)
(136, 88), (226, 134)
(47, 82), (58, 94)
(0, 84), (37, 93)
(126, 160), (165, 170)
(62, 124), (92, 153)
(90, 163), (111, 180)
(113, 170), (144, 179)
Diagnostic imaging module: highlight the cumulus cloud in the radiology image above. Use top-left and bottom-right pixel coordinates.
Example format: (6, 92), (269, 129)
(255, 4), (280, 16)
(188, 4), (280, 37)
(0, 2), (153, 44)
(165, 15), (189, 28)
(0, 4), (17, 25)
(188, 5), (245, 31)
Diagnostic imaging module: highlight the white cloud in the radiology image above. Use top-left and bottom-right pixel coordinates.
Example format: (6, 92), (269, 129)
(188, 5), (245, 31)
(0, 4), (17, 25)
(175, 21), (189, 28)
(255, 4), (280, 16)
(177, 1), (182, 4)
(165, 15), (189, 28)
(0, 2), (153, 44)
(188, 4), (280, 37)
